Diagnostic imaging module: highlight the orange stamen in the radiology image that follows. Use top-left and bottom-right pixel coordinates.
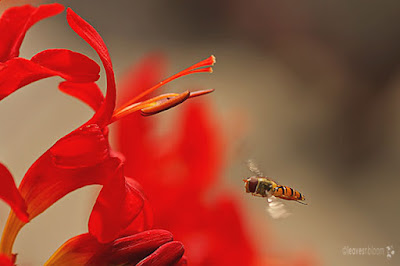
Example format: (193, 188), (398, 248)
(141, 91), (190, 116)
(114, 55), (216, 114)
(110, 88), (215, 122)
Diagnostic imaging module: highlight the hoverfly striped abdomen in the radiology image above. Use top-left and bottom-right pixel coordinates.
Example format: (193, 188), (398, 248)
(273, 185), (305, 201)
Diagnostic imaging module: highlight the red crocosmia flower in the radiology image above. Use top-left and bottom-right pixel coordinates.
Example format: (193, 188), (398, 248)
(0, 4), (101, 100)
(44, 229), (186, 266)
(115, 56), (260, 265)
(116, 58), (319, 265)
(0, 4), (215, 262)
(0, 163), (28, 223)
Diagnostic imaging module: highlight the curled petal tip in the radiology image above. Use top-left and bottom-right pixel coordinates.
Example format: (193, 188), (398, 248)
(141, 91), (190, 116)
(136, 241), (185, 266)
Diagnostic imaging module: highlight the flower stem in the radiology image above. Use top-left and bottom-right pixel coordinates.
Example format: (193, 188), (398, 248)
(0, 212), (25, 256)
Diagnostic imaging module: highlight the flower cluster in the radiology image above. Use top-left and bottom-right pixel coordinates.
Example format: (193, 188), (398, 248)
(0, 3), (215, 265)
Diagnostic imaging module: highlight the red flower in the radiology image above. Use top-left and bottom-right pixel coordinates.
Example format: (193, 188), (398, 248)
(0, 4), (101, 100)
(115, 55), (260, 265)
(116, 55), (320, 266)
(0, 3), (215, 263)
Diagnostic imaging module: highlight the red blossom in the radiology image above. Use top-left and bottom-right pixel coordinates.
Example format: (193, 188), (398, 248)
(0, 4), (101, 100)
(1, 4), (215, 263)
(0, 5), (139, 256)
(115, 55), (261, 265)
(0, 8), (145, 255)
(0, 4), (218, 266)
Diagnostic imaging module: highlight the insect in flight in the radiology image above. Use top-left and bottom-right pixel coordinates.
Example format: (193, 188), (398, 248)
(243, 160), (307, 218)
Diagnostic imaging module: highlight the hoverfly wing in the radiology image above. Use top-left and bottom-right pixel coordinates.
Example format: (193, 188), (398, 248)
(266, 196), (291, 219)
(246, 159), (264, 177)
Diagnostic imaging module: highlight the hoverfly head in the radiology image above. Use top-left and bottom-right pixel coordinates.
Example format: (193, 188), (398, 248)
(243, 177), (258, 193)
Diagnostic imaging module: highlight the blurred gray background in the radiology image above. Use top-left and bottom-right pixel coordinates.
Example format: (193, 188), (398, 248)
(0, 0), (399, 265)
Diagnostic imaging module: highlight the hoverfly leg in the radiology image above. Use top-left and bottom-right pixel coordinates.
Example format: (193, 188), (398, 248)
(295, 200), (308, 205)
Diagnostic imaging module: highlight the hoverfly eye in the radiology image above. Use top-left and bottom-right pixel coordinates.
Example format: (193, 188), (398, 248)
(248, 177), (258, 193)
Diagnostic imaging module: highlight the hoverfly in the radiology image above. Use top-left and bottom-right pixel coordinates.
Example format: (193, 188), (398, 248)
(243, 160), (306, 219)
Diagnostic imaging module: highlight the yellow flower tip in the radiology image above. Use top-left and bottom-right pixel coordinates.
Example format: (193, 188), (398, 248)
(188, 89), (215, 98)
(140, 90), (190, 116)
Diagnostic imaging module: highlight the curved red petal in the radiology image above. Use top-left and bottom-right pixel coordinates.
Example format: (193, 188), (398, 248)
(122, 193), (153, 235)
(89, 168), (144, 243)
(44, 233), (108, 266)
(175, 101), (223, 197)
(49, 124), (110, 168)
(109, 229), (173, 265)
(0, 58), (52, 100)
(59, 81), (104, 111)
(0, 50), (101, 101)
(0, 3), (64, 62)
(31, 49), (100, 82)
(136, 241), (185, 266)
(66, 8), (116, 128)
(17, 153), (121, 221)
(0, 163), (28, 222)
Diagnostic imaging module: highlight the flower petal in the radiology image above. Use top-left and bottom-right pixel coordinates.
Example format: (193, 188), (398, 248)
(0, 153), (121, 255)
(136, 241), (185, 266)
(31, 49), (100, 82)
(49, 124), (109, 168)
(121, 178), (154, 235)
(174, 101), (223, 197)
(66, 8), (116, 127)
(45, 230), (174, 266)
(59, 81), (104, 111)
(0, 163), (28, 222)
(175, 255), (188, 266)
(88, 167), (144, 243)
(0, 49), (101, 101)
(0, 3), (64, 62)
(44, 233), (108, 266)
(109, 229), (173, 265)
